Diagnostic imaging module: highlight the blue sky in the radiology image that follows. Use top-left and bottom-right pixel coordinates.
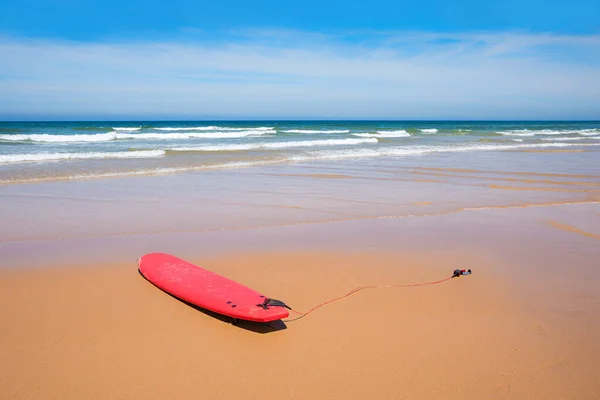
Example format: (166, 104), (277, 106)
(1, 0), (599, 120)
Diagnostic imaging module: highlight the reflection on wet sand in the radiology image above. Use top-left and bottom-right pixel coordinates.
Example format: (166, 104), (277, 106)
(511, 149), (587, 153)
(3, 197), (598, 244)
(265, 173), (355, 179)
(547, 220), (600, 240)
(263, 172), (441, 184)
(489, 184), (600, 193)
(408, 167), (600, 179)
(406, 170), (600, 186)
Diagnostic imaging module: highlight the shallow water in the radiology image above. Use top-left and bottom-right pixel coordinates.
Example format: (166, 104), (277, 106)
(1, 120), (599, 184)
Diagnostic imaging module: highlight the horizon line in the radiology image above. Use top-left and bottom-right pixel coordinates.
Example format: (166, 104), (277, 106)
(2, 119), (600, 123)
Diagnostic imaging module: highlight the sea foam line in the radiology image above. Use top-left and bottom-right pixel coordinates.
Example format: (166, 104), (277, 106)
(153, 126), (274, 131)
(0, 132), (119, 143)
(353, 130), (411, 138)
(289, 142), (600, 162)
(0, 130), (274, 143)
(112, 127), (141, 131)
(541, 136), (598, 141)
(1, 159), (285, 185)
(281, 129), (350, 134)
(497, 130), (536, 137)
(420, 129), (438, 133)
(498, 128), (600, 136)
(0, 150), (165, 163)
(170, 138), (378, 152)
(116, 130), (275, 139)
(578, 129), (600, 136)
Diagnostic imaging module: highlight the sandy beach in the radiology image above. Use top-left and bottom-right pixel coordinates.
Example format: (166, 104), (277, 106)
(1, 147), (600, 399)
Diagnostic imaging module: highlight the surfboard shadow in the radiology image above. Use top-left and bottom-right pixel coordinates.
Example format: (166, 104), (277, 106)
(138, 269), (287, 334)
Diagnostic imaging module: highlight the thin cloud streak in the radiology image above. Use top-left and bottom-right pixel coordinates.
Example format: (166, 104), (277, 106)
(0, 31), (599, 119)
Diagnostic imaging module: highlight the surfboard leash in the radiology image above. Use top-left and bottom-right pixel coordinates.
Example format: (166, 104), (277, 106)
(280, 269), (472, 323)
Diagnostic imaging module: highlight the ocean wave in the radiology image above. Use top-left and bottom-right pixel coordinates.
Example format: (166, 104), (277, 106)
(2, 159), (286, 184)
(170, 138), (378, 152)
(73, 126), (113, 132)
(0, 150), (165, 164)
(0, 132), (119, 143)
(153, 126), (274, 132)
(420, 129), (438, 133)
(497, 130), (536, 137)
(0, 129), (274, 143)
(498, 128), (600, 137)
(112, 127), (141, 131)
(578, 129), (600, 136)
(116, 130), (275, 140)
(288, 142), (600, 162)
(353, 130), (410, 138)
(541, 136), (596, 141)
(4, 141), (599, 183)
(281, 129), (350, 134)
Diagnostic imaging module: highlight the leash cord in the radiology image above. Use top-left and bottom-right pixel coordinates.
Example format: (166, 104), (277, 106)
(282, 275), (455, 323)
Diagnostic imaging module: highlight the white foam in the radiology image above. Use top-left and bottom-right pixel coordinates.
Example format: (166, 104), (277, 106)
(3, 159), (285, 184)
(499, 128), (600, 137)
(0, 150), (165, 164)
(541, 136), (595, 141)
(0, 130), (273, 142)
(5, 141), (599, 184)
(353, 130), (410, 138)
(116, 130), (274, 140)
(535, 129), (573, 135)
(154, 126), (273, 132)
(170, 138), (378, 152)
(497, 130), (536, 137)
(153, 126), (220, 131)
(281, 129), (350, 134)
(511, 139), (524, 142)
(288, 142), (600, 163)
(112, 127), (141, 131)
(0, 132), (118, 143)
(578, 129), (600, 136)
(420, 129), (438, 133)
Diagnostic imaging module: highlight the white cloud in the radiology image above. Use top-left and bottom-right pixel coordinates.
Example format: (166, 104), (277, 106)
(0, 31), (599, 119)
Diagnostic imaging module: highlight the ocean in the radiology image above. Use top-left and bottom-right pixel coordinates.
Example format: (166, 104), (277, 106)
(0, 120), (599, 184)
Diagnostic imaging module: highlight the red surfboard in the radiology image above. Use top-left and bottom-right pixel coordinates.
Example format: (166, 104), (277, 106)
(138, 253), (289, 323)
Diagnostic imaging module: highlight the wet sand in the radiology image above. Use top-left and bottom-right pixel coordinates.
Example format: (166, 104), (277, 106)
(1, 151), (600, 399)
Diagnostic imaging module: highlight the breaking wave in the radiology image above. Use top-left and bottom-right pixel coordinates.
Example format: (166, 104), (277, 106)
(289, 142), (600, 162)
(153, 126), (273, 132)
(281, 129), (350, 134)
(498, 128), (600, 137)
(170, 138), (378, 152)
(0, 150), (165, 164)
(353, 130), (411, 138)
(0, 130), (273, 142)
(0, 133), (119, 143)
(112, 127), (141, 132)
(541, 136), (597, 142)
(116, 130), (274, 139)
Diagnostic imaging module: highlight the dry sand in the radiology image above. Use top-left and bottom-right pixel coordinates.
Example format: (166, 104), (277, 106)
(1, 248), (598, 400)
